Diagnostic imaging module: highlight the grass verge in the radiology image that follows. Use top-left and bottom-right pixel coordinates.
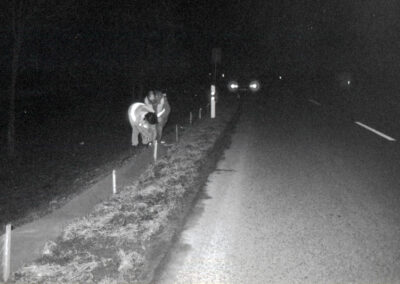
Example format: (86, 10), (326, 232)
(13, 99), (240, 283)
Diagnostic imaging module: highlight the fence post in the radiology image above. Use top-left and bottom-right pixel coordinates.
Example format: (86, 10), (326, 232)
(3, 224), (11, 282)
(112, 170), (117, 194)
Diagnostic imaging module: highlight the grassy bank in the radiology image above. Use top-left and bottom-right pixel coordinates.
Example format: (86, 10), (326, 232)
(13, 99), (240, 283)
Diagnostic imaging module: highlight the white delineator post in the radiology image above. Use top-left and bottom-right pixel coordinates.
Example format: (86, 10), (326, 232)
(153, 140), (158, 162)
(175, 125), (179, 142)
(211, 85), (216, 118)
(112, 170), (117, 194)
(199, 108), (202, 119)
(189, 112), (193, 125)
(3, 224), (11, 282)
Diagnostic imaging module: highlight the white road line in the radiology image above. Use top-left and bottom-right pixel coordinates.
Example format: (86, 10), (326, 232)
(308, 99), (321, 106)
(355, 121), (396, 142)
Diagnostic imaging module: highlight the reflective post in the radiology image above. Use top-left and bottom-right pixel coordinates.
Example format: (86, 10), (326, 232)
(153, 140), (158, 162)
(3, 224), (11, 282)
(211, 85), (216, 118)
(112, 170), (116, 194)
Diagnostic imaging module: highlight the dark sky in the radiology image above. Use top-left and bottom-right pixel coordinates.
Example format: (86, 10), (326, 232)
(1, 0), (400, 89)
(190, 0), (400, 80)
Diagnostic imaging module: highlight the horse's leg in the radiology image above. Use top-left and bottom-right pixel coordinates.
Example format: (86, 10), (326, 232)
(156, 124), (161, 142)
(131, 125), (139, 146)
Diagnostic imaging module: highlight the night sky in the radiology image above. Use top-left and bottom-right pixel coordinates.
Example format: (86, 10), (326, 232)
(0, 0), (400, 94)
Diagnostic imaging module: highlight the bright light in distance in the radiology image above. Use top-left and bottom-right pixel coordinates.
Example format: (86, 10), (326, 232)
(347, 80), (351, 85)
(279, 75), (282, 80)
(228, 81), (239, 91)
(249, 80), (260, 92)
(222, 73), (225, 78)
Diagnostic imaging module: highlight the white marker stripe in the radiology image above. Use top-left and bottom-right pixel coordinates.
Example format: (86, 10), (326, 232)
(355, 121), (396, 141)
(308, 99), (321, 106)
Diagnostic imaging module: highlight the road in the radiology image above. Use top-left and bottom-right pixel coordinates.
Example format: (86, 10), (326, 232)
(155, 88), (400, 283)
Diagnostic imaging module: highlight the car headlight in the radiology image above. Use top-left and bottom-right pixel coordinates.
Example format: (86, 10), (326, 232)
(249, 80), (260, 92)
(228, 81), (239, 92)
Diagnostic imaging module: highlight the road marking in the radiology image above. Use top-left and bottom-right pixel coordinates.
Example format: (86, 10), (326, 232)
(308, 99), (321, 106)
(355, 121), (396, 141)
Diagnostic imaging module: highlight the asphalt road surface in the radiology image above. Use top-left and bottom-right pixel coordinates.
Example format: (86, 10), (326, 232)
(155, 89), (400, 283)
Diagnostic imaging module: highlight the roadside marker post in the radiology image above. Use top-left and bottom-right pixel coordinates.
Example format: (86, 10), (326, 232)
(199, 108), (202, 119)
(175, 125), (179, 143)
(211, 85), (216, 118)
(112, 170), (117, 194)
(190, 112), (193, 125)
(153, 140), (158, 162)
(2, 224), (11, 282)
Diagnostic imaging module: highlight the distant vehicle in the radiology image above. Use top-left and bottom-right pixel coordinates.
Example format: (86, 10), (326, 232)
(227, 79), (261, 93)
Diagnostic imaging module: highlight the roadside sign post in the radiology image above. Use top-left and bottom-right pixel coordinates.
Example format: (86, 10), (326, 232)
(210, 48), (220, 119)
(211, 48), (221, 84)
